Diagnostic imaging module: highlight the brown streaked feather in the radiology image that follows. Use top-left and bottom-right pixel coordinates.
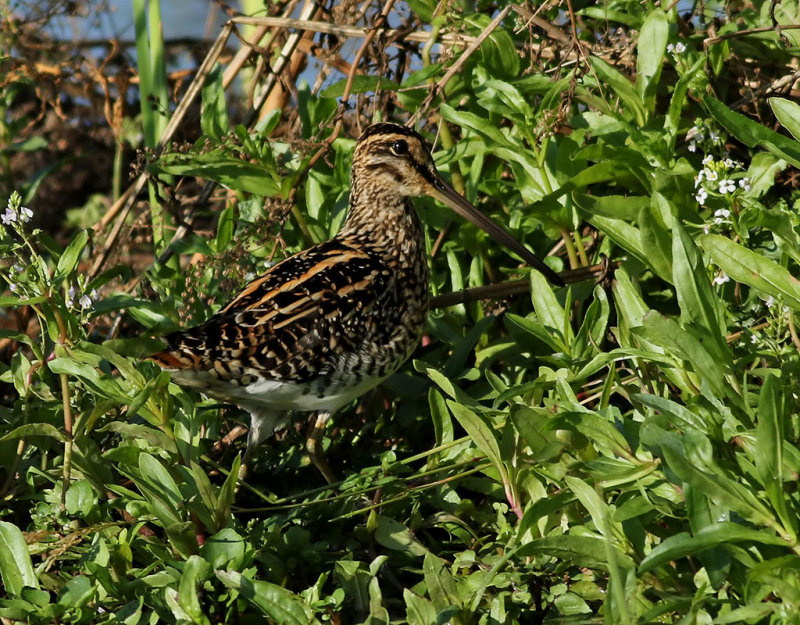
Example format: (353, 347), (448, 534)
(149, 236), (426, 387)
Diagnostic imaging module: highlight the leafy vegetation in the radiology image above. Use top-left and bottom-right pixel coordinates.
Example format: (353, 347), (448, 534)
(2, 0), (800, 622)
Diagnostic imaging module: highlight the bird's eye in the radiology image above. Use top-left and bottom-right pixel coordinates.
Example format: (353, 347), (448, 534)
(390, 139), (409, 155)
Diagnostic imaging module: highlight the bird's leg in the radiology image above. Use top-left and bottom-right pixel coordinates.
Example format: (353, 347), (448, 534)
(239, 409), (281, 480)
(306, 411), (336, 484)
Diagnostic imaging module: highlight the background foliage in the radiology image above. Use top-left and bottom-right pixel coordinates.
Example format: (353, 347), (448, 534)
(2, 0), (800, 622)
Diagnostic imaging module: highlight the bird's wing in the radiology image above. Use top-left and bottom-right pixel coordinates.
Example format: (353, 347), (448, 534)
(149, 239), (398, 384)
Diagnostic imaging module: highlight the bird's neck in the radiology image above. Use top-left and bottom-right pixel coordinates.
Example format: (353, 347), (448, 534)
(338, 191), (425, 260)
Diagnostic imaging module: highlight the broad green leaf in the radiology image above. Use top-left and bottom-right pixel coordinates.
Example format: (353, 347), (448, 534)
(530, 270), (572, 345)
(565, 476), (625, 545)
(700, 234), (800, 310)
(97, 422), (177, 454)
(639, 522), (789, 573)
(154, 153), (282, 197)
(672, 221), (724, 337)
(515, 535), (635, 571)
(0, 423), (64, 442)
(200, 63), (228, 140)
(769, 97), (800, 142)
(214, 455), (241, 533)
(216, 570), (318, 625)
(589, 57), (646, 125)
(404, 589), (437, 625)
(201, 528), (245, 569)
(546, 411), (633, 460)
(572, 286), (610, 360)
(637, 193), (672, 281)
(178, 555), (211, 625)
(755, 374), (796, 539)
(374, 514), (428, 557)
(423, 552), (462, 612)
(56, 575), (94, 608)
(572, 193), (649, 221)
(446, 400), (504, 476)
(0, 522), (39, 595)
(636, 9), (668, 112)
(634, 311), (725, 396)
(65, 480), (95, 517)
(54, 229), (88, 284)
(704, 96), (800, 168)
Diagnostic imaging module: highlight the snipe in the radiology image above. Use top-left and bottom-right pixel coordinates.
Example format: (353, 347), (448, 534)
(149, 123), (563, 482)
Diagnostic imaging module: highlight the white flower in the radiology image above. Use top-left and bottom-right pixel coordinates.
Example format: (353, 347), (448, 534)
(714, 208), (730, 218)
(688, 140), (697, 152)
(702, 155), (714, 166)
(67, 286), (76, 299)
(674, 42), (686, 53)
(713, 273), (730, 286)
(703, 225), (710, 234)
(13, 263), (23, 273)
(739, 177), (751, 191)
(750, 334), (758, 344)
(723, 158), (736, 168)
(694, 171), (705, 187)
(1, 207), (16, 225)
(705, 169), (719, 182)
(9, 283), (18, 293)
(695, 188), (708, 205)
(709, 130), (720, 141)
(765, 295), (775, 308)
(667, 43), (675, 53)
(79, 294), (92, 309)
(90, 289), (98, 300)
(719, 179), (736, 193)
(19, 206), (33, 223)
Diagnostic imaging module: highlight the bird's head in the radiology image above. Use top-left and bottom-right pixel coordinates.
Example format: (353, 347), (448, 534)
(350, 122), (564, 286)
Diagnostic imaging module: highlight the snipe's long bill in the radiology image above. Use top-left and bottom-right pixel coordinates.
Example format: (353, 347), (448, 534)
(149, 122), (562, 483)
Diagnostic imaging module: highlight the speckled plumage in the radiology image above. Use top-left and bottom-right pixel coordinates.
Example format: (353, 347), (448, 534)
(150, 122), (561, 481)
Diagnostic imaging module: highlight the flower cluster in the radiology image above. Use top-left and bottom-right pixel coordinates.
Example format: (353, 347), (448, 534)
(694, 155), (751, 225)
(667, 41), (687, 55)
(1, 191), (33, 230)
(66, 284), (97, 310)
(685, 120), (725, 155)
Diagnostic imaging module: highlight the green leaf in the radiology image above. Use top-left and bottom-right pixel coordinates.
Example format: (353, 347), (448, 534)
(530, 270), (572, 345)
(423, 552), (462, 612)
(200, 63), (228, 140)
(700, 233), (800, 310)
(97, 422), (177, 454)
(769, 97), (800, 142)
(154, 152), (282, 197)
(374, 514), (429, 557)
(446, 400), (504, 475)
(404, 589), (437, 625)
(639, 522), (789, 573)
(515, 535), (635, 571)
(201, 528), (245, 569)
(216, 570), (318, 625)
(0, 423), (65, 442)
(65, 480), (95, 517)
(0, 522), (38, 595)
(589, 57), (646, 125)
(704, 96), (800, 168)
(636, 9), (668, 112)
(637, 193), (672, 281)
(178, 555), (211, 625)
(634, 311), (725, 396)
(755, 374), (796, 539)
(54, 229), (88, 284)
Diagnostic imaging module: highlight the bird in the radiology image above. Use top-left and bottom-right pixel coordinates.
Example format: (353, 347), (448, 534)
(149, 122), (563, 483)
